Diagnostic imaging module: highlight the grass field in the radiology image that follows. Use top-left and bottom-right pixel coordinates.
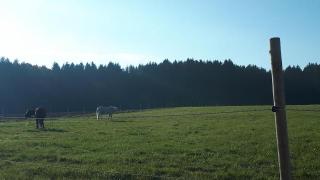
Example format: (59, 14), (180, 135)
(0, 105), (319, 179)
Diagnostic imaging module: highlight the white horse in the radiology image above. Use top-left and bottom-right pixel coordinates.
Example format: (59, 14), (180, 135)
(96, 106), (118, 120)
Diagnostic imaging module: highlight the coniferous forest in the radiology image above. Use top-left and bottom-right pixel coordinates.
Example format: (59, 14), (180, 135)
(0, 57), (319, 114)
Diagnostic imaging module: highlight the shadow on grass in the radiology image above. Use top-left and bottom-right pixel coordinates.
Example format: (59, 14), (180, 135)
(25, 128), (67, 133)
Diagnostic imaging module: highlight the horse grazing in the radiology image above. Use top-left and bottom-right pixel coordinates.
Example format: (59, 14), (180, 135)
(96, 106), (118, 120)
(25, 107), (47, 128)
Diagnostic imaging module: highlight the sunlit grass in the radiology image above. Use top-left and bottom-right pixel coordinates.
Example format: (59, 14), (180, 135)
(0, 105), (319, 179)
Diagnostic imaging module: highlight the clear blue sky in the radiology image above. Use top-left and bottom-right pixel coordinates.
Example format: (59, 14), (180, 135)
(0, 0), (319, 69)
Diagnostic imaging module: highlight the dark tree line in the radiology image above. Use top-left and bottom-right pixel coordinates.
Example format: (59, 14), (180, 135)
(0, 57), (319, 114)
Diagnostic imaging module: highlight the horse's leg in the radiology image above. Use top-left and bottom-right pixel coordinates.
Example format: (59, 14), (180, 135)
(96, 113), (99, 120)
(36, 119), (39, 129)
(39, 119), (42, 128)
(41, 119), (44, 128)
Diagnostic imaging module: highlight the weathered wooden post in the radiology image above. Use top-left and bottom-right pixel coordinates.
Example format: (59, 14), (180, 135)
(269, 37), (291, 180)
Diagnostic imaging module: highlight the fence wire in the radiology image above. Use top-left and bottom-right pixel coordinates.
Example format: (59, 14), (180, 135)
(287, 108), (320, 112)
(0, 108), (272, 122)
(0, 107), (319, 123)
(114, 108), (271, 119)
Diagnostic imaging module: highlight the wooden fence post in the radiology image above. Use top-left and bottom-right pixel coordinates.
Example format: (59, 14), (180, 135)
(269, 37), (291, 180)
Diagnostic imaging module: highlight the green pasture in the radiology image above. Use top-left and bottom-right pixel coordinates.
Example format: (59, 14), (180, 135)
(0, 105), (319, 179)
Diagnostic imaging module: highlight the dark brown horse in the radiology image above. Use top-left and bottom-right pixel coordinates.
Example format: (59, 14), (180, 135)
(25, 107), (47, 129)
